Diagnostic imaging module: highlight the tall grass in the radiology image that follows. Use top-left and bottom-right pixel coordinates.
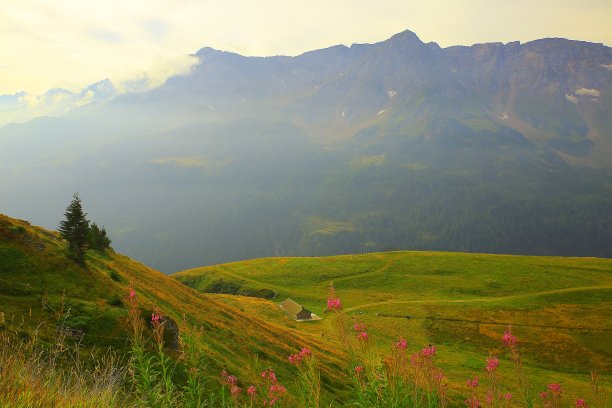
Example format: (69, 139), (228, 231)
(0, 284), (607, 407)
(0, 322), (125, 407)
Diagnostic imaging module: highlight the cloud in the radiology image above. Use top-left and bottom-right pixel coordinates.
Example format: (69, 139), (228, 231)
(0, 79), (121, 127)
(0, 0), (611, 97)
(89, 28), (124, 44)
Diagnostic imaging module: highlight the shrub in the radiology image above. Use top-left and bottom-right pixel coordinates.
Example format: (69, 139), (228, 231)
(109, 270), (122, 282)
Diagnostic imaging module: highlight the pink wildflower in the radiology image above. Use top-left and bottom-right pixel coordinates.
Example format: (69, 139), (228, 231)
(129, 288), (136, 300)
(548, 383), (561, 394)
(467, 377), (479, 388)
(540, 392), (549, 400)
(353, 322), (365, 332)
(396, 337), (407, 350)
(230, 385), (242, 398)
(486, 356), (499, 372)
(268, 384), (286, 406)
(354, 365), (364, 375)
(270, 384), (286, 393)
(327, 282), (343, 311)
(356, 331), (368, 341)
(261, 368), (277, 383)
(151, 311), (162, 324)
(575, 399), (587, 408)
(288, 353), (302, 365)
(486, 391), (494, 405)
(227, 375), (237, 386)
(289, 347), (312, 365)
(247, 385), (256, 398)
(327, 297), (342, 311)
(504, 393), (513, 400)
(422, 345), (436, 357)
(502, 326), (517, 348)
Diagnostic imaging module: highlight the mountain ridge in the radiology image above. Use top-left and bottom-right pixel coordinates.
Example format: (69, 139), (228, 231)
(1, 28), (611, 272)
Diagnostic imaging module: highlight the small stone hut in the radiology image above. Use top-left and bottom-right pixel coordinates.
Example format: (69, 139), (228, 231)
(279, 298), (313, 321)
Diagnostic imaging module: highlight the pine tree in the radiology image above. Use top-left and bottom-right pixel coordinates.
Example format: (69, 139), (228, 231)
(58, 193), (90, 263)
(89, 222), (112, 251)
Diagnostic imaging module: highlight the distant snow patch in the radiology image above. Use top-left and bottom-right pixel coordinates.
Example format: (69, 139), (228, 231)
(601, 64), (612, 71)
(496, 113), (509, 120)
(565, 94), (578, 104)
(208, 105), (215, 111)
(387, 90), (397, 98)
(342, 111), (345, 117)
(377, 109), (386, 116)
(575, 88), (600, 97)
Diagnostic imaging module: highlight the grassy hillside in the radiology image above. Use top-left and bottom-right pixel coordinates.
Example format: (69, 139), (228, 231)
(175, 251), (612, 400)
(2, 212), (610, 406)
(0, 214), (345, 405)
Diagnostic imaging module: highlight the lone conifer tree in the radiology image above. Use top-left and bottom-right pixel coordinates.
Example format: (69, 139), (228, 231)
(59, 193), (90, 263)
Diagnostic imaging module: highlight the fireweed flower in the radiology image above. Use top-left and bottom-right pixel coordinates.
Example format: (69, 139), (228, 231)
(129, 288), (136, 300)
(327, 281), (343, 311)
(268, 383), (287, 406)
(548, 383), (561, 394)
(230, 385), (242, 398)
(356, 331), (368, 341)
(504, 393), (513, 400)
(502, 326), (517, 348)
(247, 385), (256, 398)
(467, 377), (479, 388)
(270, 384), (286, 393)
(354, 365), (364, 375)
(575, 399), (587, 408)
(353, 322), (365, 332)
(540, 392), (549, 400)
(288, 354), (301, 365)
(261, 368), (277, 383)
(327, 297), (342, 311)
(151, 311), (162, 324)
(396, 337), (407, 350)
(288, 347), (313, 365)
(486, 356), (499, 372)
(422, 345), (436, 357)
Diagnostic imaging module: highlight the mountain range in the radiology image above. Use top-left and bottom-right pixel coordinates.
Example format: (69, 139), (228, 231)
(1, 29), (611, 272)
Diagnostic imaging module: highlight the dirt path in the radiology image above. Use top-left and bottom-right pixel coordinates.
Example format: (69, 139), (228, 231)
(332, 256), (399, 284)
(344, 285), (612, 312)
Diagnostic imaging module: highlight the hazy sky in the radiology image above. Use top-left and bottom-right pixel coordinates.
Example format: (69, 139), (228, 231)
(1, 0), (612, 95)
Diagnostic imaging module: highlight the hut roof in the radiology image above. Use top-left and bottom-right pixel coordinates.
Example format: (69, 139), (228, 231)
(280, 298), (308, 317)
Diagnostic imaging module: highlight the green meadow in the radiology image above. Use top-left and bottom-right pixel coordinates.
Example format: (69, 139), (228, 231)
(175, 251), (612, 400)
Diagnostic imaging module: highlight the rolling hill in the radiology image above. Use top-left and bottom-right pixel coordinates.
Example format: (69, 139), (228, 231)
(1, 29), (611, 272)
(1, 212), (611, 404)
(174, 250), (612, 399)
(0, 213), (346, 405)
